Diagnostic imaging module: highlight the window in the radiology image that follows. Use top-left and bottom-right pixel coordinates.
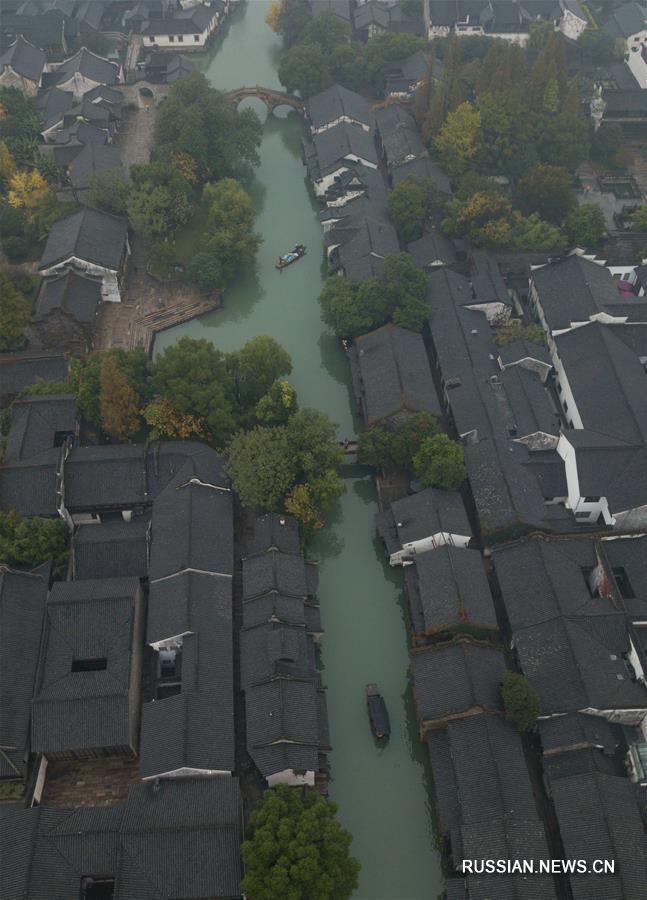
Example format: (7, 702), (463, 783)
(169, 34), (174, 41)
(156, 647), (182, 699)
(148, 35), (155, 42)
(178, 34), (183, 41)
(80, 877), (115, 900)
(612, 566), (636, 600)
(563, 401), (568, 412)
(72, 658), (107, 672)
(584, 496), (600, 503)
(194, 34), (200, 41)
(556, 382), (562, 394)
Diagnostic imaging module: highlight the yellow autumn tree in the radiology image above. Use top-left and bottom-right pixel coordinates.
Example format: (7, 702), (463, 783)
(0, 140), (16, 186)
(169, 151), (198, 185)
(265, 0), (282, 32)
(99, 355), (141, 441)
(7, 170), (53, 223)
(285, 483), (323, 536)
(143, 396), (204, 440)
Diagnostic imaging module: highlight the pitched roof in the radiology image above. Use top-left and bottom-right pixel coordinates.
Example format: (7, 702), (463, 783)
(246, 512), (301, 555)
(514, 613), (647, 714)
(0, 351), (68, 400)
(309, 0), (353, 20)
(338, 217), (399, 281)
(0, 36), (45, 81)
(392, 155), (452, 194)
(470, 249), (510, 306)
(34, 86), (74, 130)
(39, 207), (128, 271)
(72, 517), (150, 580)
(0, 566), (48, 778)
(35, 270), (103, 323)
(538, 712), (617, 756)
(5, 394), (76, 463)
(0, 449), (59, 518)
(308, 83), (372, 130)
(407, 230), (456, 270)
(1, 9), (67, 51)
(531, 256), (627, 332)
(412, 546), (498, 633)
(603, 1), (647, 38)
(311, 120), (378, 172)
(31, 578), (143, 755)
(53, 47), (120, 86)
(412, 641), (506, 722)
(243, 548), (313, 599)
(385, 488), (472, 550)
(350, 324), (441, 425)
(551, 772), (647, 899)
(63, 444), (148, 511)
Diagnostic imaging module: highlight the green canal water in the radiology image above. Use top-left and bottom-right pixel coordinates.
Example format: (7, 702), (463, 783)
(155, 4), (443, 897)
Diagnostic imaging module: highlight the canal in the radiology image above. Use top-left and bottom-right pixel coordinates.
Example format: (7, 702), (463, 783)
(155, 4), (443, 897)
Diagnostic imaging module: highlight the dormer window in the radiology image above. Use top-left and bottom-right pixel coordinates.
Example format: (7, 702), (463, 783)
(80, 876), (115, 899)
(72, 657), (107, 672)
(156, 647), (182, 699)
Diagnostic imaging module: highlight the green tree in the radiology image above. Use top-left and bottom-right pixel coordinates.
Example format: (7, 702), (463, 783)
(99, 355), (141, 441)
(540, 79), (590, 172)
(495, 319), (546, 347)
(413, 434), (466, 490)
(151, 337), (236, 446)
(284, 483), (323, 536)
(388, 176), (442, 243)
(23, 378), (74, 396)
(255, 379), (298, 426)
(202, 178), (261, 284)
(0, 510), (68, 578)
(357, 411), (440, 470)
(241, 784), (360, 900)
(226, 425), (297, 510)
(77, 349), (151, 425)
(227, 335), (293, 410)
(528, 18), (553, 50)
(578, 29), (623, 65)
(511, 213), (564, 251)
(127, 162), (192, 239)
(0, 271), (30, 351)
(276, 0), (312, 47)
(0, 87), (41, 166)
(301, 11), (350, 52)
(154, 73), (262, 183)
(319, 277), (372, 339)
(286, 408), (343, 488)
(501, 671), (541, 732)
(278, 42), (333, 97)
(88, 170), (130, 215)
(513, 164), (574, 225)
(444, 192), (513, 247)
(363, 32), (425, 94)
(631, 206), (647, 232)
(186, 252), (223, 291)
(475, 89), (538, 178)
(564, 203), (606, 248)
(434, 101), (481, 180)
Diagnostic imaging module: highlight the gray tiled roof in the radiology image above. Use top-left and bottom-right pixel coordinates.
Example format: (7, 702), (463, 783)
(5, 394), (76, 463)
(492, 537), (616, 633)
(64, 444), (147, 511)
(392, 155), (452, 194)
(34, 86), (74, 131)
(35, 271), (103, 324)
(387, 488), (472, 546)
(338, 217), (399, 280)
(0, 35), (45, 81)
(68, 140), (122, 190)
(148, 473), (233, 580)
(53, 47), (120, 86)
(308, 83), (373, 131)
(531, 256), (625, 333)
(470, 249), (510, 306)
(412, 641), (505, 722)
(247, 512), (301, 555)
(0, 566), (48, 778)
(40, 207), (128, 271)
(603, 1), (647, 38)
(0, 351), (68, 400)
(350, 324), (441, 425)
(407, 230), (456, 270)
(31, 577), (143, 756)
(461, 818), (556, 896)
(146, 569), (231, 644)
(240, 622), (316, 689)
(601, 533), (647, 619)
(309, 0), (353, 20)
(551, 772), (647, 899)
(0, 449), (59, 518)
(538, 713), (617, 756)
(311, 121), (378, 172)
(0, 778), (242, 900)
(73, 517), (150, 580)
(515, 614), (647, 714)
(412, 546), (498, 633)
(243, 548), (311, 599)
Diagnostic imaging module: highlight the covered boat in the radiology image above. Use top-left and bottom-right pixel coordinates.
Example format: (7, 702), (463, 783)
(276, 244), (306, 269)
(366, 683), (391, 740)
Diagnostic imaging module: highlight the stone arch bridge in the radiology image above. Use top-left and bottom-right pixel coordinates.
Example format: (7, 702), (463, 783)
(225, 86), (306, 115)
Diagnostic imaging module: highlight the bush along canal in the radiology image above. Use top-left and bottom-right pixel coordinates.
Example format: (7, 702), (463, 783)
(155, 3), (443, 896)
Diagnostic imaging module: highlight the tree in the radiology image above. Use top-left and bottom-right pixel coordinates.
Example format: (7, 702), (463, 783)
(363, 32), (425, 94)
(513, 164), (574, 225)
(434, 102), (481, 179)
(501, 671), (541, 732)
(99, 355), (141, 441)
(186, 252), (223, 291)
(445, 192), (513, 246)
(0, 139), (15, 189)
(631, 206), (647, 232)
(202, 178), (261, 284)
(284, 483), (323, 535)
(0, 510), (68, 578)
(127, 162), (192, 238)
(226, 425), (297, 510)
(564, 203), (606, 248)
(302, 11), (350, 54)
(286, 408), (343, 489)
(227, 335), (293, 410)
(255, 379), (298, 426)
(319, 277), (364, 339)
(241, 784), (360, 900)
(388, 176), (442, 243)
(7, 170), (54, 224)
(142, 397), (204, 440)
(528, 18), (553, 50)
(511, 213), (564, 251)
(495, 319), (545, 347)
(413, 434), (466, 490)
(151, 337), (236, 446)
(88, 170), (130, 215)
(77, 349), (152, 425)
(265, 0), (282, 31)
(154, 73), (262, 182)
(278, 42), (333, 97)
(276, 0), (312, 47)
(0, 271), (30, 351)
(23, 378), (74, 396)
(578, 28), (623, 66)
(169, 151), (199, 185)
(381, 253), (427, 313)
(475, 89), (538, 178)
(357, 411), (439, 470)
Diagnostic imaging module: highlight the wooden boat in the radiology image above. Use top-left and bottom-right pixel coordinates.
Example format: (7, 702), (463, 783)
(366, 683), (391, 740)
(276, 244), (306, 270)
